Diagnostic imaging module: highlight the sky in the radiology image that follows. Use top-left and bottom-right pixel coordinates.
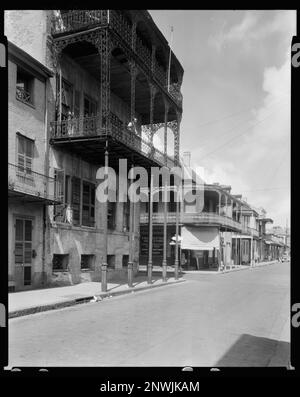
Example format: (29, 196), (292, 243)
(149, 10), (295, 229)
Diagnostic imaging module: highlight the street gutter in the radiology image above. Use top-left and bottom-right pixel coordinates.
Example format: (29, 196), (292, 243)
(9, 278), (186, 319)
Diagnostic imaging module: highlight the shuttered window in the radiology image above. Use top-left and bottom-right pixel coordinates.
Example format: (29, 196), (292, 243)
(82, 181), (95, 227)
(71, 177), (81, 225)
(15, 219), (32, 265)
(53, 169), (65, 221)
(17, 134), (34, 174)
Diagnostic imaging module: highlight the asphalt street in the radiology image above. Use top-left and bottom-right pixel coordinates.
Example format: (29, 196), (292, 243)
(8, 261), (290, 367)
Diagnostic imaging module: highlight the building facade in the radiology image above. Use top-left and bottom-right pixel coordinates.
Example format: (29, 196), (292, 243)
(8, 41), (60, 291)
(6, 10), (184, 290)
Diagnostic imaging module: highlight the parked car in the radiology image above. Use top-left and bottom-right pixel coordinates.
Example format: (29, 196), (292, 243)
(281, 254), (290, 262)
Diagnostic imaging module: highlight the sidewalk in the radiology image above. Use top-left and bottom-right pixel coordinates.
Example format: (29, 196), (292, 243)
(182, 260), (281, 275)
(9, 274), (185, 319)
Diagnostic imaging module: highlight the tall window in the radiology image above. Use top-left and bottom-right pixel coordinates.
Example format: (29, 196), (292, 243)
(16, 67), (34, 105)
(60, 79), (73, 120)
(17, 134), (34, 174)
(84, 95), (97, 116)
(74, 90), (81, 118)
(54, 168), (64, 201)
(82, 181), (95, 227)
(71, 177), (81, 225)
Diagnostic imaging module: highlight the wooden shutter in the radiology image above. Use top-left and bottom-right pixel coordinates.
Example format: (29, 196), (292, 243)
(72, 177), (81, 225)
(17, 135), (33, 174)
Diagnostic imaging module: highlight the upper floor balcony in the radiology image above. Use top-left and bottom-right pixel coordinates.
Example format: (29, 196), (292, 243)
(51, 10), (183, 108)
(140, 211), (242, 233)
(50, 113), (176, 169)
(8, 163), (63, 205)
(242, 225), (259, 238)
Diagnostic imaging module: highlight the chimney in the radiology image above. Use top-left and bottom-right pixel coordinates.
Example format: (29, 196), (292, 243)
(183, 151), (191, 167)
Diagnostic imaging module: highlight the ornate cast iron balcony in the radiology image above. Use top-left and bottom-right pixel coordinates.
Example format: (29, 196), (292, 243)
(50, 113), (175, 168)
(51, 10), (108, 35)
(140, 212), (242, 232)
(8, 163), (63, 204)
(51, 10), (182, 107)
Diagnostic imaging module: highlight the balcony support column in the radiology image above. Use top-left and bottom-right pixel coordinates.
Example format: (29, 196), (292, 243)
(250, 235), (254, 267)
(174, 184), (180, 280)
(97, 29), (111, 134)
(235, 236), (238, 267)
(162, 107), (169, 282)
(174, 115), (181, 280)
(151, 44), (156, 74)
(101, 141), (109, 292)
(130, 62), (138, 135)
(131, 18), (137, 51)
(147, 169), (154, 284)
(128, 158), (135, 288)
(218, 192), (221, 215)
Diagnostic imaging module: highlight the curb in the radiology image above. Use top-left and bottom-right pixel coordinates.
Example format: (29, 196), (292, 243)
(9, 278), (186, 319)
(222, 260), (279, 273)
(182, 260), (280, 275)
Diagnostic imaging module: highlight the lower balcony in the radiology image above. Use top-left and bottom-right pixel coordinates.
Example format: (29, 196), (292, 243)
(50, 113), (174, 169)
(242, 226), (259, 238)
(8, 163), (62, 205)
(140, 212), (242, 232)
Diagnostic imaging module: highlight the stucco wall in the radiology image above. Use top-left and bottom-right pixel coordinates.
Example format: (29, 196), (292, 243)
(5, 10), (50, 66)
(8, 59), (47, 174)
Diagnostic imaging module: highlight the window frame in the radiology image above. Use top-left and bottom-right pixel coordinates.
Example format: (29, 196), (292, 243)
(81, 180), (96, 227)
(16, 133), (34, 176)
(83, 94), (98, 117)
(16, 66), (35, 107)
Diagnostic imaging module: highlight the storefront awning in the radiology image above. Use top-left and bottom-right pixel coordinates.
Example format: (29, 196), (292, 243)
(181, 226), (220, 250)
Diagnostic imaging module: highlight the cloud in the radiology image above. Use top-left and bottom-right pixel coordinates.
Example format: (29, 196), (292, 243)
(190, 45), (291, 225)
(209, 10), (295, 52)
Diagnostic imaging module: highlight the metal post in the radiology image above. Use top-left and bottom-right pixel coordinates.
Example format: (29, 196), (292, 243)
(162, 110), (168, 282)
(174, 183), (179, 280)
(147, 169), (153, 284)
(101, 142), (109, 292)
(162, 178), (167, 282)
(240, 204), (243, 267)
(128, 159), (134, 288)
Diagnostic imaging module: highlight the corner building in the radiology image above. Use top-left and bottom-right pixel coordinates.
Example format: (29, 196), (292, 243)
(6, 10), (184, 289)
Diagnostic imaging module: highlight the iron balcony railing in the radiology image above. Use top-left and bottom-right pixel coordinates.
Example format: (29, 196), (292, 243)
(16, 86), (32, 105)
(51, 10), (108, 34)
(8, 163), (63, 204)
(242, 225), (259, 237)
(140, 211), (242, 231)
(51, 10), (182, 107)
(50, 113), (176, 168)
